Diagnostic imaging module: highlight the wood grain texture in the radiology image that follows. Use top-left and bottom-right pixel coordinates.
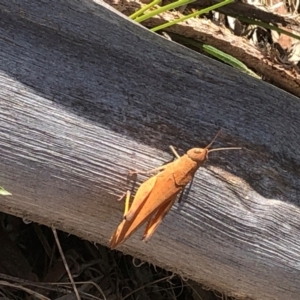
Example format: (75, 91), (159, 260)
(0, 0), (300, 299)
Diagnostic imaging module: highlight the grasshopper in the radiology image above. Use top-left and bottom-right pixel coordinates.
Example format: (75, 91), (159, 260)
(110, 131), (241, 249)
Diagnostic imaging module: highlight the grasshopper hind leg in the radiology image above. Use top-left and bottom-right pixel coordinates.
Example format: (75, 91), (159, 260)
(124, 190), (131, 216)
(142, 193), (178, 242)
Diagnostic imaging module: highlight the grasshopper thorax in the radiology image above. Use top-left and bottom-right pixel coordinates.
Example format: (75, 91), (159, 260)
(187, 148), (208, 162)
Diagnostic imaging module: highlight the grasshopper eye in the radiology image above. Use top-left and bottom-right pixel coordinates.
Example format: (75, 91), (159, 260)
(194, 149), (203, 154)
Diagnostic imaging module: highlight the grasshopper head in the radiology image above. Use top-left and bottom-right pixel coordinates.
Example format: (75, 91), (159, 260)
(186, 130), (241, 163)
(187, 148), (208, 162)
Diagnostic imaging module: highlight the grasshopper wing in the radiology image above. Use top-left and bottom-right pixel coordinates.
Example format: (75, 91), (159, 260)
(110, 161), (184, 248)
(109, 175), (157, 248)
(124, 175), (157, 221)
(142, 193), (178, 242)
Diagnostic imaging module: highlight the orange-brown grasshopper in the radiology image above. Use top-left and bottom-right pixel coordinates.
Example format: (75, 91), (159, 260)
(109, 131), (241, 249)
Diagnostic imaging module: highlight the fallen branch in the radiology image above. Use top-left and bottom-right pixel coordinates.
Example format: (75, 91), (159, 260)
(0, 1), (300, 300)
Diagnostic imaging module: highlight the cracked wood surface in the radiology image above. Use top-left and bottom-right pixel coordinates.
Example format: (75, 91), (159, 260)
(0, 0), (300, 299)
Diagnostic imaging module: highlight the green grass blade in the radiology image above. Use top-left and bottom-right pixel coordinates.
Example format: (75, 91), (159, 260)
(202, 44), (260, 78)
(130, 0), (161, 20)
(170, 33), (260, 78)
(151, 0), (234, 32)
(134, 0), (197, 23)
(237, 16), (300, 42)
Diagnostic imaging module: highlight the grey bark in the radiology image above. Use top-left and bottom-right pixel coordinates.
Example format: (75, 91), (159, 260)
(0, 0), (300, 299)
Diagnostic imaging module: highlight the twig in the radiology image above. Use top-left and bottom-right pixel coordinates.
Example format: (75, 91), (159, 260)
(51, 226), (81, 300)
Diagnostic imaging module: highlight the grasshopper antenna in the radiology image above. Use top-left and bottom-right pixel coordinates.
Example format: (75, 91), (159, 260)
(208, 147), (242, 153)
(205, 129), (222, 150)
(206, 130), (242, 153)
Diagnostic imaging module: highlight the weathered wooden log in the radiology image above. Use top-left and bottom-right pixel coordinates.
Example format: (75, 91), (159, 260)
(0, 1), (300, 299)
